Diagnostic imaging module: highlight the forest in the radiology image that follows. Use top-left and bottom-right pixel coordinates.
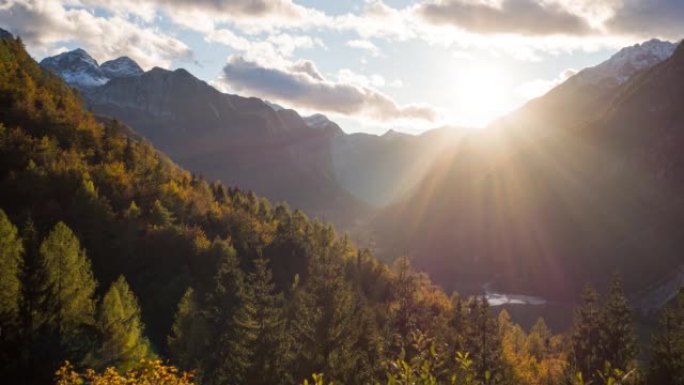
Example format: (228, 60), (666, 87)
(0, 34), (683, 385)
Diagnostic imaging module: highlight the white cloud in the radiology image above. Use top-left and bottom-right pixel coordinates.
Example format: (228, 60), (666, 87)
(417, 0), (594, 36)
(221, 56), (438, 124)
(0, 0), (192, 69)
(346, 39), (381, 56)
(515, 68), (578, 99)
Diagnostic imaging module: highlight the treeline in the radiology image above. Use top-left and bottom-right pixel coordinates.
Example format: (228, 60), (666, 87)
(0, 32), (683, 385)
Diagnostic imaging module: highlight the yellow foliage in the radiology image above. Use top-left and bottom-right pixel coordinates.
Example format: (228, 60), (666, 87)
(55, 360), (195, 385)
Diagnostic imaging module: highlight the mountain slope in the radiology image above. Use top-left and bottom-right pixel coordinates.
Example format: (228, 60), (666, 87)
(506, 39), (676, 133)
(41, 49), (461, 227)
(375, 40), (684, 301)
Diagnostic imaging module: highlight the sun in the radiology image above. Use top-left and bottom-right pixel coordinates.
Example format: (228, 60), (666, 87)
(450, 63), (515, 129)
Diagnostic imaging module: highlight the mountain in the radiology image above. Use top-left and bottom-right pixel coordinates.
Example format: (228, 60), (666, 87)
(374, 40), (684, 301)
(506, 39), (677, 133)
(40, 48), (109, 87)
(575, 39), (677, 86)
(40, 49), (460, 227)
(0, 27), (12, 39)
(100, 56), (144, 79)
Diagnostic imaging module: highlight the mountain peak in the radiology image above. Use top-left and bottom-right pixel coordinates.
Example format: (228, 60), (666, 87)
(0, 27), (13, 39)
(575, 38), (677, 86)
(40, 48), (109, 88)
(101, 56), (143, 79)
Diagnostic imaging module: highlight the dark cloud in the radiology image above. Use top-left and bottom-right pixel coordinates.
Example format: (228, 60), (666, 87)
(222, 56), (437, 122)
(155, 0), (306, 18)
(418, 0), (593, 36)
(606, 0), (684, 39)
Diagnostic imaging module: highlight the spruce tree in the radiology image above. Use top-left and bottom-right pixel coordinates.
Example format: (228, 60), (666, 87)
(230, 258), (291, 385)
(647, 290), (684, 385)
(0, 209), (23, 335)
(33, 222), (97, 381)
(91, 276), (154, 371)
(601, 274), (637, 371)
(35, 222), (97, 336)
(527, 317), (552, 360)
(0, 209), (23, 378)
(204, 238), (247, 385)
(570, 285), (604, 383)
(169, 287), (209, 373)
(289, 254), (361, 384)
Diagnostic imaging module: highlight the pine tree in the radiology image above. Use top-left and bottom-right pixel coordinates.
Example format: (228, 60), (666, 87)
(527, 317), (552, 360)
(0, 209), (23, 334)
(230, 258), (291, 385)
(203, 238), (247, 385)
(647, 290), (684, 385)
(150, 199), (175, 227)
(169, 287), (210, 373)
(289, 255), (361, 384)
(91, 276), (154, 371)
(0, 209), (24, 379)
(390, 256), (421, 357)
(32, 221), (97, 382)
(601, 274), (637, 372)
(570, 285), (604, 383)
(35, 222), (97, 336)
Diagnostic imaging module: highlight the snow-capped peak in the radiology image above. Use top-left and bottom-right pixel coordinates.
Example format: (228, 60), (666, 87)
(40, 49), (109, 88)
(101, 56), (143, 79)
(303, 113), (333, 129)
(576, 39), (677, 86)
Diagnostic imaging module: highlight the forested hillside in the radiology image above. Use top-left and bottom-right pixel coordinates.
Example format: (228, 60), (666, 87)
(1, 33), (684, 385)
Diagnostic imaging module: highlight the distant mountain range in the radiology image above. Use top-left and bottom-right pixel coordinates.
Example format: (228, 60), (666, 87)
(38, 47), (458, 226)
(36, 32), (684, 301)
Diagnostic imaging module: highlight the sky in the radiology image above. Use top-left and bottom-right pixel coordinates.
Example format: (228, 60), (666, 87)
(1, 0), (683, 135)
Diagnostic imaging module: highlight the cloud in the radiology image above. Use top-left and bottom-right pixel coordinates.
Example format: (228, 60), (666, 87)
(346, 39), (381, 56)
(221, 56), (438, 123)
(515, 68), (577, 99)
(0, 0), (192, 69)
(606, 0), (684, 39)
(417, 0), (594, 36)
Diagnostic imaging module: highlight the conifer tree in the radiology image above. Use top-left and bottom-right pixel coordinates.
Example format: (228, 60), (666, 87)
(647, 290), (684, 385)
(289, 255), (361, 384)
(32, 222), (97, 381)
(0, 209), (23, 378)
(150, 199), (175, 227)
(169, 287), (209, 373)
(35, 222), (97, 336)
(230, 258), (291, 385)
(601, 274), (637, 371)
(527, 317), (552, 360)
(0, 209), (23, 335)
(570, 285), (604, 383)
(204, 238), (247, 385)
(91, 276), (154, 372)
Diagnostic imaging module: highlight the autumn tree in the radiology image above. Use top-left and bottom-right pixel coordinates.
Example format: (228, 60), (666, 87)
(90, 276), (154, 371)
(0, 209), (23, 378)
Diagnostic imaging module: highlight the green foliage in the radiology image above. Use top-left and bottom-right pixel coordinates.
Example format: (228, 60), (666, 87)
(90, 276), (154, 372)
(289, 254), (363, 384)
(601, 274), (637, 372)
(647, 290), (684, 385)
(0, 208), (24, 377)
(0, 208), (23, 328)
(168, 288), (208, 373)
(36, 222), (97, 352)
(570, 285), (605, 383)
(230, 258), (291, 385)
